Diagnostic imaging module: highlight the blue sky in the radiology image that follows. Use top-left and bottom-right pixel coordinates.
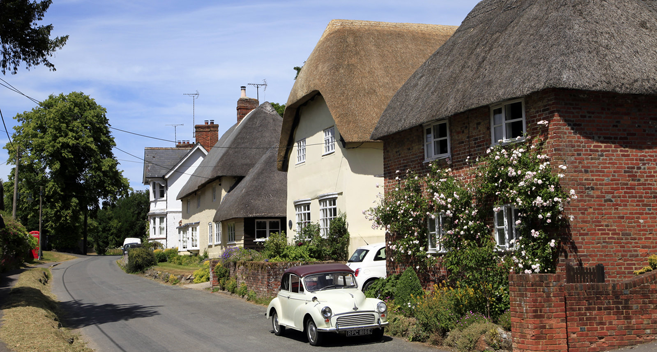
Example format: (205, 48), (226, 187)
(0, 0), (480, 191)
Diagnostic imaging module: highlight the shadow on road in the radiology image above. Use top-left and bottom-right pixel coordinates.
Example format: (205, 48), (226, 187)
(276, 329), (394, 347)
(59, 300), (161, 329)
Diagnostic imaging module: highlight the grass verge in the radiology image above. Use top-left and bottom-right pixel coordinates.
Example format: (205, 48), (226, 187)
(0, 268), (91, 352)
(151, 262), (201, 276)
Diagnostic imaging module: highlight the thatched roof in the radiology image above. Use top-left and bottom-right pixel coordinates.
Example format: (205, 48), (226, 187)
(372, 0), (657, 139)
(178, 102), (283, 199)
(214, 147), (286, 222)
(277, 19), (457, 171)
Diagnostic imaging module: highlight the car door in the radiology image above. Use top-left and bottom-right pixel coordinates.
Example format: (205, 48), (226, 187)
(371, 246), (386, 278)
(279, 273), (306, 330)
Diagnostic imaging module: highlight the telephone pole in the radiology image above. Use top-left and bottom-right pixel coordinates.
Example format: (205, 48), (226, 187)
(12, 146), (20, 218)
(183, 91), (199, 138)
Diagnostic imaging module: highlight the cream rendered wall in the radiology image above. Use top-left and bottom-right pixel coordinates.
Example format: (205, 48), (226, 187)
(285, 95), (385, 254)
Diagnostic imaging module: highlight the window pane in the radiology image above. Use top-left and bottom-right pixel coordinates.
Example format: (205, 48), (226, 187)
(494, 126), (503, 142)
(425, 128), (432, 143)
(436, 123), (447, 138)
(269, 221), (280, 231)
(497, 229), (506, 246)
(507, 120), (524, 139)
(493, 108), (503, 125)
(256, 221), (266, 230)
(436, 139), (448, 155)
(505, 102), (523, 121)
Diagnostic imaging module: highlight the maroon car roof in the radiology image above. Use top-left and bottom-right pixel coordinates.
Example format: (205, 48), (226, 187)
(284, 263), (353, 277)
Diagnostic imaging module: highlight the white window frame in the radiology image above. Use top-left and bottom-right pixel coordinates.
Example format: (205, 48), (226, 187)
(159, 183), (165, 199)
(227, 223), (236, 244)
(319, 196), (337, 238)
(182, 228), (188, 249)
(208, 222), (213, 245)
(158, 217), (165, 237)
(215, 222), (222, 244)
(255, 219), (281, 242)
(491, 99), (526, 145)
(494, 205), (519, 249)
(190, 226), (199, 249)
(296, 138), (306, 164)
(151, 218), (156, 237)
(424, 120), (451, 161)
(294, 200), (311, 232)
(323, 127), (335, 155)
(427, 214), (446, 253)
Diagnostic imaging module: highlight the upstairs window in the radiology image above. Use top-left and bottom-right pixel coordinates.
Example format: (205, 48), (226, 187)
(323, 127), (335, 155)
(159, 183), (165, 198)
(158, 217), (165, 236)
(297, 138), (306, 164)
(491, 100), (525, 145)
(424, 120), (450, 161)
(427, 214), (446, 253)
(494, 205), (520, 249)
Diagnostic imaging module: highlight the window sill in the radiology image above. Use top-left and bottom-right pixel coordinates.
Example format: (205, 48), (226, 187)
(295, 161), (305, 166)
(254, 239), (267, 243)
(424, 154), (451, 163)
(322, 151), (335, 157)
(227, 241), (236, 245)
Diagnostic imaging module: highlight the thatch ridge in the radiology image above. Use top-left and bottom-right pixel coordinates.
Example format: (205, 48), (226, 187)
(178, 102), (282, 199)
(277, 19), (457, 171)
(213, 147), (286, 222)
(372, 0), (657, 139)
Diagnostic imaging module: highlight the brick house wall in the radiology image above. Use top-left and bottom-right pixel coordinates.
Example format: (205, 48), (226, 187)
(510, 271), (657, 352)
(381, 88), (657, 281)
(194, 121), (219, 151)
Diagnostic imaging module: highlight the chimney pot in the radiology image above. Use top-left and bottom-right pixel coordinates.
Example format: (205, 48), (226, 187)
(240, 86), (247, 98)
(205, 120), (209, 125)
(210, 120), (214, 124)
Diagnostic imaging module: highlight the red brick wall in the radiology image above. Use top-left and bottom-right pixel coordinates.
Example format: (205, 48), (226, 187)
(510, 271), (657, 352)
(382, 89), (657, 282)
(237, 97), (258, 124)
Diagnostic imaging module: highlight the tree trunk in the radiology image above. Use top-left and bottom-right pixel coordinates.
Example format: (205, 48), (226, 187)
(83, 208), (88, 255)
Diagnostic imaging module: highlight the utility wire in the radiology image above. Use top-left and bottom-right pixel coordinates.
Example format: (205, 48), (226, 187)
(0, 108), (12, 143)
(0, 78), (41, 105)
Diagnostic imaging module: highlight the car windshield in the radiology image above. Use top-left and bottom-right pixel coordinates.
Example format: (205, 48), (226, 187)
(303, 272), (357, 292)
(348, 249), (369, 263)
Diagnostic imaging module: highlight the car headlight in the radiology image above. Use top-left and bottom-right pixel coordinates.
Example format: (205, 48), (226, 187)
(321, 306), (332, 319)
(377, 301), (387, 313)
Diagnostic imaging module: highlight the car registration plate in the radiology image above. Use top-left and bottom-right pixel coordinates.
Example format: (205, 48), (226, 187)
(346, 329), (372, 337)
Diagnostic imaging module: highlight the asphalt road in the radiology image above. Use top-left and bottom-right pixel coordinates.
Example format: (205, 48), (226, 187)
(50, 256), (445, 352)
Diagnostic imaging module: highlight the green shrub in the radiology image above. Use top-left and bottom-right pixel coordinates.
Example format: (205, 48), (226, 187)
(634, 266), (653, 275)
(246, 289), (257, 301)
(445, 322), (498, 352)
(294, 215), (350, 261)
(143, 241), (162, 250)
(219, 277), (227, 290)
(163, 247), (178, 262)
(225, 278), (237, 293)
(263, 232), (288, 258)
(279, 244), (312, 262)
(236, 282), (248, 297)
(365, 274), (399, 299)
(496, 309), (511, 331)
(153, 249), (167, 263)
(454, 311), (490, 331)
(0, 217), (32, 272)
(220, 247), (265, 264)
(127, 247), (156, 273)
(168, 274), (180, 285)
(193, 261), (210, 283)
(386, 313), (415, 338)
(396, 267), (423, 316)
(648, 255), (657, 270)
(214, 262), (229, 280)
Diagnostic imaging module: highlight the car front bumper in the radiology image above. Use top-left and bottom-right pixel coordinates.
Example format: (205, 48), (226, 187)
(317, 319), (388, 333)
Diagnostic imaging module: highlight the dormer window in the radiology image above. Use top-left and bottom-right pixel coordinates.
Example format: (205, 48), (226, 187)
(323, 127), (335, 155)
(491, 99), (525, 145)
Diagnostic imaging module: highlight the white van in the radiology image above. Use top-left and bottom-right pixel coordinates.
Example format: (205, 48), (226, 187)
(123, 238), (142, 246)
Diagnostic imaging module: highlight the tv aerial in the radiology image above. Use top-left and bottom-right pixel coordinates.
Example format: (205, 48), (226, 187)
(248, 80), (267, 102)
(183, 91), (199, 137)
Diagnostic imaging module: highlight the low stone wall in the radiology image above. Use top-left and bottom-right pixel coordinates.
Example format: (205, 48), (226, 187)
(209, 260), (340, 297)
(510, 270), (657, 352)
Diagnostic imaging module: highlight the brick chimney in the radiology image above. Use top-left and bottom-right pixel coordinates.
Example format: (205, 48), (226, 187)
(195, 120), (219, 151)
(176, 140), (193, 149)
(237, 86), (258, 124)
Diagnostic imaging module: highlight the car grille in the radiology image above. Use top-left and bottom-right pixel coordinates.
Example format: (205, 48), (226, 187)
(336, 313), (376, 327)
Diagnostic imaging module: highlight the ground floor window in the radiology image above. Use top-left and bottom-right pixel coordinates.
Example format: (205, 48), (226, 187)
(295, 202), (310, 232)
(227, 223), (236, 243)
(159, 217), (165, 236)
(427, 214), (446, 253)
(191, 226), (198, 248)
(494, 205), (519, 249)
(319, 197), (337, 237)
(215, 222), (222, 244)
(255, 219), (281, 242)
(208, 222), (213, 245)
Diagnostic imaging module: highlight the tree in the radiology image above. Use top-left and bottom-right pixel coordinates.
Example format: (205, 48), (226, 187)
(293, 62), (305, 80)
(270, 102), (285, 117)
(90, 190), (149, 254)
(5, 92), (129, 251)
(0, 0), (68, 74)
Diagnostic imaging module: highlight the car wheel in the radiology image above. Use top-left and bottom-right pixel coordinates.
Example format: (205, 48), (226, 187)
(371, 327), (385, 341)
(362, 279), (375, 292)
(306, 318), (323, 346)
(271, 311), (285, 336)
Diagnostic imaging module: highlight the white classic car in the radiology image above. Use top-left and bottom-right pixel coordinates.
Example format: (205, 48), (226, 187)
(266, 263), (388, 346)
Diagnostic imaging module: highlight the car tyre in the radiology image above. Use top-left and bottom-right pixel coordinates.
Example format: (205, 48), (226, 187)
(271, 311), (285, 336)
(362, 279), (375, 292)
(371, 327), (385, 342)
(306, 318), (323, 346)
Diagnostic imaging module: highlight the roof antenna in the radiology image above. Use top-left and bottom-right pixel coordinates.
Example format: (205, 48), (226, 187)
(247, 79), (267, 102)
(183, 91), (199, 137)
(166, 124), (184, 146)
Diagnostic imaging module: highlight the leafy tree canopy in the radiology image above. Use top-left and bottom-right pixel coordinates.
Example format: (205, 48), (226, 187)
(90, 190), (149, 254)
(270, 102), (285, 117)
(5, 92), (129, 250)
(0, 0), (68, 74)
